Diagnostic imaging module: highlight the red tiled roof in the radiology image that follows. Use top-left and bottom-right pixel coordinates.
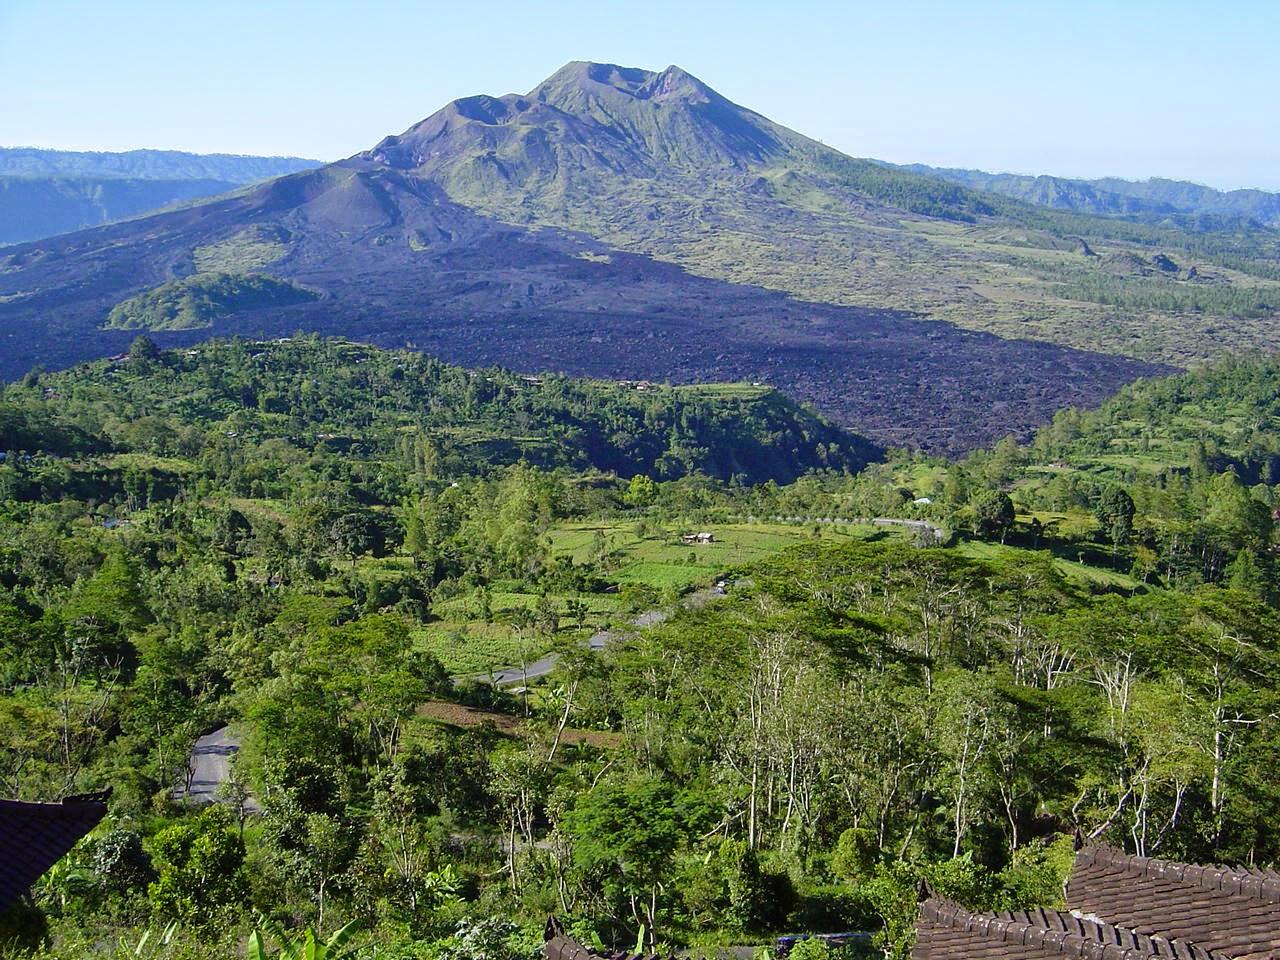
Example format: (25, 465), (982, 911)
(1068, 846), (1280, 960)
(912, 896), (1225, 959)
(0, 790), (110, 911)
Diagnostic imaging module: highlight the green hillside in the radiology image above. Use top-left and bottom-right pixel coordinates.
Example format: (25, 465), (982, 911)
(104, 273), (317, 331)
(1012, 356), (1280, 498)
(11, 336), (879, 483)
(4, 336), (1280, 958)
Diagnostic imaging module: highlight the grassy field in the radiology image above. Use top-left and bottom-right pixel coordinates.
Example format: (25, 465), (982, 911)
(415, 621), (564, 677)
(349, 515), (1141, 675)
(407, 520), (901, 674)
(954, 537), (1141, 591)
(549, 520), (888, 588)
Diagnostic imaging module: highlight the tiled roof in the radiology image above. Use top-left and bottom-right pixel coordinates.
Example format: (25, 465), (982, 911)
(1068, 846), (1280, 960)
(0, 790), (110, 911)
(911, 896), (1224, 960)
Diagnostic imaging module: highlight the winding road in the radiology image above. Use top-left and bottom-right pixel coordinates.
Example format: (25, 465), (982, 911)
(459, 609), (671, 687)
(174, 725), (258, 810)
(180, 515), (940, 801)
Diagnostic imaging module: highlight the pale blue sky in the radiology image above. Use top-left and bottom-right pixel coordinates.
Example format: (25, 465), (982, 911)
(1, 0), (1277, 190)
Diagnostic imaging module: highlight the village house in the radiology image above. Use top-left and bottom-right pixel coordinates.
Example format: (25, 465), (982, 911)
(0, 791), (110, 912)
(913, 843), (1280, 958)
(545, 843), (1280, 960)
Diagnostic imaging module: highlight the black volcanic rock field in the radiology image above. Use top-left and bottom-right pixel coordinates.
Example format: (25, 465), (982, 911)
(0, 63), (1177, 454)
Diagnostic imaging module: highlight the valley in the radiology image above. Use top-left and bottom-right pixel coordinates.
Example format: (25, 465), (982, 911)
(4, 33), (1280, 960)
(0, 148), (321, 245)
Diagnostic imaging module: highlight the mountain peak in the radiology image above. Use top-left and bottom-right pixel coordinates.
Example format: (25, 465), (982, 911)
(363, 60), (786, 172)
(532, 60), (716, 105)
(647, 64), (713, 101)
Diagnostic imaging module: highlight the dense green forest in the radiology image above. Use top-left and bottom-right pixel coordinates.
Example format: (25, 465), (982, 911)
(4, 337), (874, 484)
(2, 338), (1278, 959)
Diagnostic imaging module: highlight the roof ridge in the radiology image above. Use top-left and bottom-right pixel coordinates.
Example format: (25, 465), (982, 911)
(0, 795), (111, 817)
(919, 896), (1226, 959)
(1078, 843), (1280, 904)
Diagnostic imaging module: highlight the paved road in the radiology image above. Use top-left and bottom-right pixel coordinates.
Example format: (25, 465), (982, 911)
(175, 725), (252, 807)
(459, 607), (675, 687)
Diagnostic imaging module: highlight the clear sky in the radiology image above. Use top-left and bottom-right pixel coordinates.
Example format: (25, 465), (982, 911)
(1, 0), (1277, 190)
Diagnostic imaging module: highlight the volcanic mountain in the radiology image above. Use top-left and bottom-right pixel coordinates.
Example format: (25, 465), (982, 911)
(0, 61), (1204, 452)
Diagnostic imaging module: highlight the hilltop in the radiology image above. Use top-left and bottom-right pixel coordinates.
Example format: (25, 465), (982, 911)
(1028, 354), (1280, 484)
(8, 336), (880, 483)
(901, 162), (1280, 228)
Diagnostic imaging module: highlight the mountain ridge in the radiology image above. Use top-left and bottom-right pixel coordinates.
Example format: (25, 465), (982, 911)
(898, 162), (1280, 228)
(0, 147), (323, 244)
(346, 61), (1280, 361)
(0, 146), (321, 183)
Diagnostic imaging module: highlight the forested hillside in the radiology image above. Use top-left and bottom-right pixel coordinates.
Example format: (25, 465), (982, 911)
(2, 342), (1279, 959)
(1029, 355), (1280, 481)
(8, 336), (875, 482)
(903, 163), (1280, 228)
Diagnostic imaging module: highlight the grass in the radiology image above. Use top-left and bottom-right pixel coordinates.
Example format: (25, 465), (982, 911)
(415, 621), (555, 676)
(953, 537), (1141, 591)
(409, 520), (905, 674)
(548, 520), (889, 579)
(193, 228), (289, 272)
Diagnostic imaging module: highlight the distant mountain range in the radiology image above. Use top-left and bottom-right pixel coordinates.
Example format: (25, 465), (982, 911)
(10, 61), (1276, 453)
(896, 163), (1280, 228)
(0, 148), (320, 244)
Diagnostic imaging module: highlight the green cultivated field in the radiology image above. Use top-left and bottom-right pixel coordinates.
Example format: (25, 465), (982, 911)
(399, 520), (897, 673)
(549, 520), (887, 585)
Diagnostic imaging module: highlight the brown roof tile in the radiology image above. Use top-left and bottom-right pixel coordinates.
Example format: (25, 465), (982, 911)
(0, 790), (110, 911)
(911, 896), (1225, 960)
(1068, 845), (1280, 960)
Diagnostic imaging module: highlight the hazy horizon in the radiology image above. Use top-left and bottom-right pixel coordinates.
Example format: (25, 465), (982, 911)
(3, 0), (1278, 192)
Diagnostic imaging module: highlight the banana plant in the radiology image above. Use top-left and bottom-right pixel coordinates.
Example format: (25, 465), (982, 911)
(245, 915), (363, 960)
(119, 921), (179, 958)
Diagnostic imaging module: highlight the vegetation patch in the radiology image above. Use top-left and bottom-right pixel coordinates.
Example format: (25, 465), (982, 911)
(104, 272), (315, 330)
(193, 225), (292, 272)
